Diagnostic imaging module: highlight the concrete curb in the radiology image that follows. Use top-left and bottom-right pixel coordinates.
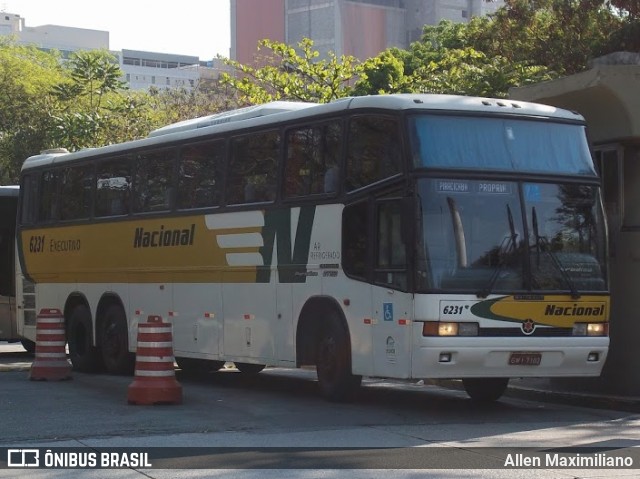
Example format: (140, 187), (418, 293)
(0, 363), (31, 372)
(434, 378), (640, 413)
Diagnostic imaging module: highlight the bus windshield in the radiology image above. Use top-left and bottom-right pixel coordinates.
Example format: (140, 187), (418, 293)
(416, 178), (608, 294)
(409, 114), (596, 176)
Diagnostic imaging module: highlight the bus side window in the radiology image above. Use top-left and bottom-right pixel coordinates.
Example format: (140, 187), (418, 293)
(96, 157), (131, 217)
(375, 200), (407, 290)
(38, 170), (59, 223)
(284, 121), (341, 197)
(133, 148), (176, 213)
(178, 140), (224, 210)
(20, 175), (38, 225)
(59, 165), (93, 221)
(228, 131), (280, 205)
(346, 116), (402, 191)
(342, 201), (369, 279)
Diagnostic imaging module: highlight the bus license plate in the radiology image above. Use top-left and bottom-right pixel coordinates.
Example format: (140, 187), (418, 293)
(509, 352), (542, 366)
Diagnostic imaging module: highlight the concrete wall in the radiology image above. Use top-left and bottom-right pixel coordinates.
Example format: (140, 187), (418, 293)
(231, 0), (286, 65)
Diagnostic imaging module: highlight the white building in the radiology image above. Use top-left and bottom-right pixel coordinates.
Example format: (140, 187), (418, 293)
(0, 11), (108, 57)
(0, 12), (223, 91)
(117, 50), (201, 91)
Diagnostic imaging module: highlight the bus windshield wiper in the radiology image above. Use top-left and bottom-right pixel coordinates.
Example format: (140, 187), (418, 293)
(531, 206), (581, 299)
(477, 205), (518, 298)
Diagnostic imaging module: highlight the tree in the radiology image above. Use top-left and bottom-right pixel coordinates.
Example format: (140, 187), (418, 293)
(0, 40), (64, 183)
(49, 50), (139, 150)
(354, 20), (555, 98)
(608, 0), (640, 51)
(458, 0), (627, 75)
(220, 38), (362, 104)
(610, 0), (640, 18)
(149, 80), (240, 127)
(354, 0), (635, 99)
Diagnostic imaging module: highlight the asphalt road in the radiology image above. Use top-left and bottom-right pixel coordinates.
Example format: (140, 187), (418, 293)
(1, 342), (639, 478)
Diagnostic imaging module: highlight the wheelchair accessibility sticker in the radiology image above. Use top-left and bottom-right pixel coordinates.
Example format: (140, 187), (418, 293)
(383, 303), (393, 322)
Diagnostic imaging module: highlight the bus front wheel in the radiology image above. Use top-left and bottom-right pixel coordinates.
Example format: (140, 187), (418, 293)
(235, 362), (265, 374)
(462, 378), (509, 402)
(100, 304), (135, 375)
(316, 314), (361, 402)
(68, 304), (101, 372)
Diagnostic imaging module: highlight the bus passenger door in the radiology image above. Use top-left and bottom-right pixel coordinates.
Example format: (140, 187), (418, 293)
(371, 198), (413, 378)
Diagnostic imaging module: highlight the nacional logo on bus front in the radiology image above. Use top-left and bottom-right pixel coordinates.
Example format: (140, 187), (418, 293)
(470, 295), (608, 328)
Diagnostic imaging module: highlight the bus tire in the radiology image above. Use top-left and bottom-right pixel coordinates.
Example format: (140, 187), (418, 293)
(20, 338), (36, 355)
(316, 313), (362, 402)
(235, 362), (265, 374)
(68, 305), (102, 372)
(100, 304), (135, 375)
(176, 357), (224, 374)
(463, 378), (509, 402)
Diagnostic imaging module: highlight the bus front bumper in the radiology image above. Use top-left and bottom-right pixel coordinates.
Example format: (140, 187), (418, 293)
(411, 337), (609, 379)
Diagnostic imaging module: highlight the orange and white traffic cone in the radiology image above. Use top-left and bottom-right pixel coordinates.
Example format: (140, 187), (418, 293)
(29, 308), (72, 381)
(127, 315), (182, 405)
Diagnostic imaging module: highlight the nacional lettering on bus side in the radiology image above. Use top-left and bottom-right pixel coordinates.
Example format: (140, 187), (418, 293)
(133, 224), (196, 248)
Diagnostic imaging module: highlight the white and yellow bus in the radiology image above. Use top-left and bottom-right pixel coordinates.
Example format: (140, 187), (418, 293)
(16, 94), (609, 401)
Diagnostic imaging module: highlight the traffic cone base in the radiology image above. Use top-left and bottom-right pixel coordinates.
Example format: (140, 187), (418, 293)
(127, 377), (182, 405)
(29, 308), (72, 381)
(127, 315), (182, 405)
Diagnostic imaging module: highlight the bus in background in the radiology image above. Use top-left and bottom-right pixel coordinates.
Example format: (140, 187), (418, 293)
(0, 186), (34, 353)
(16, 94), (609, 401)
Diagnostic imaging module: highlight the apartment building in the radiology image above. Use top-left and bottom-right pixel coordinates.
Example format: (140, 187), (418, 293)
(231, 0), (505, 64)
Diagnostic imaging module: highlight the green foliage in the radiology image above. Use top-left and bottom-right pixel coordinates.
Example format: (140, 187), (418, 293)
(149, 81), (240, 127)
(480, 0), (623, 75)
(351, 0), (636, 99)
(353, 50), (412, 95)
(0, 42), (238, 183)
(409, 48), (554, 98)
(220, 38), (362, 104)
(49, 50), (134, 149)
(0, 40), (64, 183)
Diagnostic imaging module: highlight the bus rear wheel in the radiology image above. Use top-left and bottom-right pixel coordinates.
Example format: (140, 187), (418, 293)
(462, 378), (509, 402)
(20, 338), (36, 354)
(100, 304), (135, 375)
(68, 304), (102, 372)
(316, 314), (361, 402)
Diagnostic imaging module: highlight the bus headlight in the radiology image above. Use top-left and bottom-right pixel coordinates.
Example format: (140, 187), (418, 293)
(422, 321), (479, 337)
(572, 322), (608, 336)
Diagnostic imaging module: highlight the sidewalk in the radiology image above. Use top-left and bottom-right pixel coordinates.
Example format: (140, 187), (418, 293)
(508, 377), (640, 413)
